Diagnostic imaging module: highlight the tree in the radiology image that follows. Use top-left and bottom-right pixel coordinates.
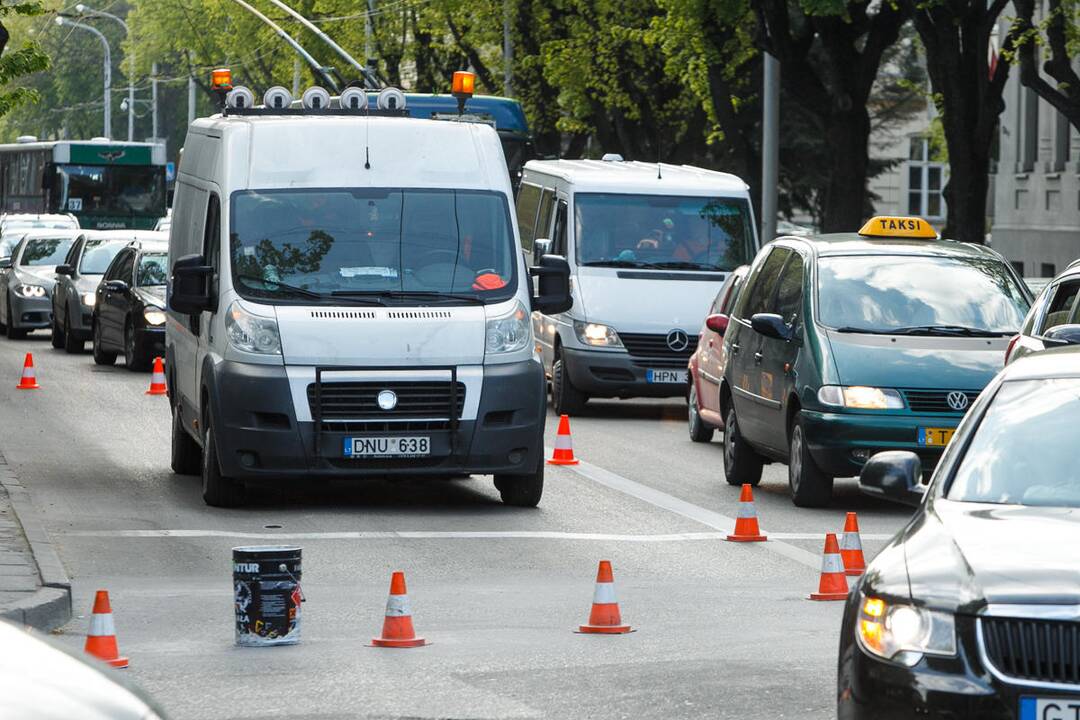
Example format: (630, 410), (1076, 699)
(1011, 0), (1080, 131)
(0, 2), (49, 119)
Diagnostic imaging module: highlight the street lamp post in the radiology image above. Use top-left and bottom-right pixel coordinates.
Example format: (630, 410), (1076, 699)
(56, 16), (111, 139)
(75, 4), (133, 142)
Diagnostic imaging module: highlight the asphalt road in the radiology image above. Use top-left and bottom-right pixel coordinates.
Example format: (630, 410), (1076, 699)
(0, 330), (914, 719)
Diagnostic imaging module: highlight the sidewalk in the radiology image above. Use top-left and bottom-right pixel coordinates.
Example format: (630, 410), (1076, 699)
(0, 451), (71, 630)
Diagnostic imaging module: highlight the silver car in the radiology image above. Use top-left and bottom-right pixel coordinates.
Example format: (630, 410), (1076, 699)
(0, 230), (78, 339)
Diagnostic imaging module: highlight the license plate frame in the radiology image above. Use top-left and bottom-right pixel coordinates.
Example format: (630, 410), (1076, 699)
(646, 368), (687, 384)
(344, 436), (431, 458)
(1020, 696), (1080, 720)
(917, 427), (955, 447)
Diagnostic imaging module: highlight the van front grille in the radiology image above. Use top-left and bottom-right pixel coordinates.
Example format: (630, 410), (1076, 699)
(308, 381), (465, 421)
(619, 332), (697, 368)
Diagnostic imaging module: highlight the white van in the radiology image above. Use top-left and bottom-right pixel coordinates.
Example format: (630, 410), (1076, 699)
(518, 158), (759, 414)
(166, 82), (570, 508)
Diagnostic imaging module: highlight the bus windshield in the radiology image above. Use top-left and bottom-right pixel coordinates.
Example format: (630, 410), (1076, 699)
(53, 164), (165, 218)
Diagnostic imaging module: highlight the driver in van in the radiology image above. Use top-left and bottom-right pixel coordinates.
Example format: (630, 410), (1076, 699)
(637, 217), (676, 250)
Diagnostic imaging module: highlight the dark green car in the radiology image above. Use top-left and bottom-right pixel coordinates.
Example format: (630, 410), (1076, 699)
(719, 216), (1032, 507)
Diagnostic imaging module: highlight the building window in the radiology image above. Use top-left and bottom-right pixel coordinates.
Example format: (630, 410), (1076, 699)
(907, 137), (946, 219)
(1020, 87), (1039, 172)
(1041, 263), (1057, 278)
(1054, 111), (1070, 172)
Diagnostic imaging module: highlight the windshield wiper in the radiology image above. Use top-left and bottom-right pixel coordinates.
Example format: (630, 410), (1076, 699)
(645, 261), (725, 271)
(582, 260), (661, 268)
(888, 325), (1012, 337)
(331, 290), (485, 305)
(235, 275), (384, 305)
(832, 326), (893, 334)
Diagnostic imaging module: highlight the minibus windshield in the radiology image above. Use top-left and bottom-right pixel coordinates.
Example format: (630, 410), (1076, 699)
(575, 194), (755, 271)
(230, 188), (517, 304)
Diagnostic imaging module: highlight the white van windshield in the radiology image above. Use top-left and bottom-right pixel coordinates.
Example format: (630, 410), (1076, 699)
(230, 188), (517, 304)
(575, 194), (755, 271)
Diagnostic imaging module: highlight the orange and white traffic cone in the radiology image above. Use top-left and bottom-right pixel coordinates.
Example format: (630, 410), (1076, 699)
(809, 533), (849, 601)
(726, 483), (767, 542)
(15, 352), (39, 390)
(83, 590), (129, 668)
(840, 512), (866, 576)
(146, 357), (167, 396)
(547, 414), (579, 466)
(577, 560), (632, 634)
(371, 571), (427, 648)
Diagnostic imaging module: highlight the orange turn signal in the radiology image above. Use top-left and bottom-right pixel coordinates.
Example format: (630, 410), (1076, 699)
(211, 68), (233, 91)
(452, 71), (476, 98)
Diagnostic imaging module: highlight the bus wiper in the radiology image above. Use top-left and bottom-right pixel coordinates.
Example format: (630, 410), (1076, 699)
(331, 290), (485, 305)
(235, 275), (383, 305)
(889, 325), (1011, 337)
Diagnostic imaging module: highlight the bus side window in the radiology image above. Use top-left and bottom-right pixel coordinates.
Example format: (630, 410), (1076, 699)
(203, 193), (221, 309)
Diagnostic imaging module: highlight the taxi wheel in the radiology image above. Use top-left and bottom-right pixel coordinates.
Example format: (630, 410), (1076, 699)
(50, 317), (64, 349)
(688, 382), (714, 443)
(92, 321), (116, 366)
(63, 315), (83, 354)
(552, 349), (586, 416)
(201, 416), (245, 508)
(494, 462), (544, 508)
(124, 319), (150, 371)
(171, 405), (201, 476)
(788, 415), (833, 508)
(723, 404), (762, 486)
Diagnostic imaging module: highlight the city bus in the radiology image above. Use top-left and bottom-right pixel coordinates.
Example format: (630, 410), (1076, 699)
(0, 138), (167, 230)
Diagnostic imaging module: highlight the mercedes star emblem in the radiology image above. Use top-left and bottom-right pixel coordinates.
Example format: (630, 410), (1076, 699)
(666, 329), (689, 352)
(946, 391), (969, 412)
(376, 390), (398, 411)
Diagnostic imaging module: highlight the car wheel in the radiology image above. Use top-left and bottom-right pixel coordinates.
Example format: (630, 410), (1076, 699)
(494, 461), (544, 507)
(688, 381), (714, 443)
(92, 319), (117, 366)
(171, 404), (202, 475)
(63, 314), (83, 353)
(788, 413), (834, 508)
(50, 316), (64, 349)
(202, 416), (245, 508)
(722, 403), (763, 486)
(6, 304), (26, 340)
(552, 348), (587, 416)
(124, 318), (149, 371)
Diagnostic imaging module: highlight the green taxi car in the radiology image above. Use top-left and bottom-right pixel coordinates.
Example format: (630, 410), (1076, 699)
(719, 216), (1032, 507)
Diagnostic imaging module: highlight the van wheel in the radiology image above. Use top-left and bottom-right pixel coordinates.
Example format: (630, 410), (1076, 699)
(50, 317), (64, 349)
(171, 405), (201, 475)
(723, 403), (762, 486)
(202, 416), (245, 508)
(552, 349), (586, 416)
(788, 414), (833, 507)
(688, 382), (714, 443)
(63, 315), (83, 353)
(92, 320), (116, 365)
(494, 462), (544, 507)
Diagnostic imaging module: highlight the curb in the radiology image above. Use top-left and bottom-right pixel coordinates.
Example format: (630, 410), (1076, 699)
(0, 453), (72, 631)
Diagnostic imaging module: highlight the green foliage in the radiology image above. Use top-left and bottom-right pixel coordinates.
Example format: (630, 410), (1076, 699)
(0, 0), (49, 121)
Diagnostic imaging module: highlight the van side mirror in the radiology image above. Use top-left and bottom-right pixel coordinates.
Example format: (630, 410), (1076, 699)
(705, 313), (729, 335)
(1042, 324), (1080, 347)
(859, 451), (925, 507)
(56, 264), (74, 277)
(750, 312), (793, 341)
(533, 238), (553, 264)
(529, 254), (572, 315)
(169, 254), (214, 315)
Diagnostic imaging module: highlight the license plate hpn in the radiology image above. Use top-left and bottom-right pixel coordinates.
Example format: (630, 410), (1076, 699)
(918, 427), (954, 447)
(344, 436), (431, 458)
(647, 369), (687, 384)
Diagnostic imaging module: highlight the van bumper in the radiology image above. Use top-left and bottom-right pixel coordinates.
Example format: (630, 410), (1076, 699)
(562, 347), (687, 399)
(208, 359), (547, 480)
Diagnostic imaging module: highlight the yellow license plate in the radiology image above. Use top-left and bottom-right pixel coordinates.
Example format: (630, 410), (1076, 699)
(918, 427), (954, 447)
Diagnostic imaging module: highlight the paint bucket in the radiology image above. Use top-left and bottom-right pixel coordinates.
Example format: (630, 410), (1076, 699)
(232, 546), (302, 647)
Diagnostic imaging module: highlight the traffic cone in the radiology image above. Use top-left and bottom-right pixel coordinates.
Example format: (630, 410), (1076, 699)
(840, 512), (867, 576)
(547, 414), (579, 465)
(809, 533), (849, 601)
(371, 571), (427, 648)
(726, 484), (767, 542)
(15, 352), (39, 390)
(145, 357), (167, 395)
(577, 560), (632, 634)
(83, 590), (129, 668)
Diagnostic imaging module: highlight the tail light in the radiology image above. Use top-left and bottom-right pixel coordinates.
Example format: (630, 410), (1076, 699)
(1004, 334), (1020, 365)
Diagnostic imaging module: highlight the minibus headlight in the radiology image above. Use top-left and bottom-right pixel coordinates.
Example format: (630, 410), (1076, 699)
(225, 301), (281, 355)
(143, 308), (166, 326)
(486, 301), (530, 355)
(14, 283), (46, 298)
(856, 595), (956, 666)
(818, 385), (904, 409)
(574, 321), (623, 347)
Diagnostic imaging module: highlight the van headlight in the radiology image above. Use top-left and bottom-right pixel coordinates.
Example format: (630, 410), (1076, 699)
(486, 300), (530, 355)
(856, 596), (956, 667)
(14, 283), (46, 298)
(143, 308), (166, 326)
(574, 321), (623, 347)
(225, 301), (281, 355)
(818, 385), (904, 410)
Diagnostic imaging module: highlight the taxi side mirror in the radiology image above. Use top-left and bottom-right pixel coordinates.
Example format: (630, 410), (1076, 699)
(56, 264), (74, 277)
(859, 451), (925, 507)
(750, 312), (793, 341)
(1042, 324), (1080, 347)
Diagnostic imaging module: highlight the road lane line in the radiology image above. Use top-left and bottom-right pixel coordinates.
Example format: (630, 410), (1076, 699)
(564, 459), (825, 570)
(60, 529), (892, 541)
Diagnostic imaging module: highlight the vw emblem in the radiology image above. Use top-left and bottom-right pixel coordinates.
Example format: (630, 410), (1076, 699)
(666, 329), (689, 352)
(946, 391), (969, 411)
(376, 390), (398, 411)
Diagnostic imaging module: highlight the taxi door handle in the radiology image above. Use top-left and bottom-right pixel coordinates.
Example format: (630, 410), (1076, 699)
(753, 352), (763, 363)
(731, 343), (740, 354)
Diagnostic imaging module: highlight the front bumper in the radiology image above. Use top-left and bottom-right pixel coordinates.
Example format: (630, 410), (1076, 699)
(800, 409), (960, 478)
(8, 294), (51, 330)
(207, 359), (546, 481)
(562, 346), (687, 398)
(134, 326), (165, 360)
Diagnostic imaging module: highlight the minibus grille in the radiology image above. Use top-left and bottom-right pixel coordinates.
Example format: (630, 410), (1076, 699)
(619, 332), (698, 368)
(307, 381), (466, 421)
(980, 617), (1080, 686)
(901, 389), (979, 414)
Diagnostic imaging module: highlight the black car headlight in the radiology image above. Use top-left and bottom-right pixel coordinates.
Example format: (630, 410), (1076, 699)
(856, 595), (957, 666)
(143, 308), (166, 326)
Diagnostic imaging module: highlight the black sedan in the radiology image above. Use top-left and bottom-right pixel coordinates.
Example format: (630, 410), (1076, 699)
(92, 242), (168, 370)
(838, 346), (1080, 719)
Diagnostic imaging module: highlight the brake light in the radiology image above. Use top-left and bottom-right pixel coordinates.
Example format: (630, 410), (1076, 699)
(1004, 334), (1020, 365)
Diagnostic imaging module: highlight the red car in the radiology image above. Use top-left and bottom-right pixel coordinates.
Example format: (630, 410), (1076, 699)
(687, 265), (749, 442)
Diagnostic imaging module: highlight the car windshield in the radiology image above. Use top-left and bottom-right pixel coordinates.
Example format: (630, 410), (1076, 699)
(137, 253), (167, 287)
(817, 255), (1029, 334)
(79, 239), (128, 274)
(230, 188), (517, 303)
(53, 164), (166, 218)
(947, 378), (1080, 507)
(20, 237), (74, 267)
(575, 193), (755, 271)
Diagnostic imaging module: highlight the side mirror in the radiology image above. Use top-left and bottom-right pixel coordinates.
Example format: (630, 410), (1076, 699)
(1042, 324), (1080, 347)
(705, 313), (729, 335)
(0, 258), (11, 270)
(105, 279), (129, 293)
(859, 451), (925, 507)
(169, 254), (215, 315)
(56, 264), (74, 277)
(750, 312), (792, 341)
(533, 238), (553, 264)
(529, 254), (572, 315)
